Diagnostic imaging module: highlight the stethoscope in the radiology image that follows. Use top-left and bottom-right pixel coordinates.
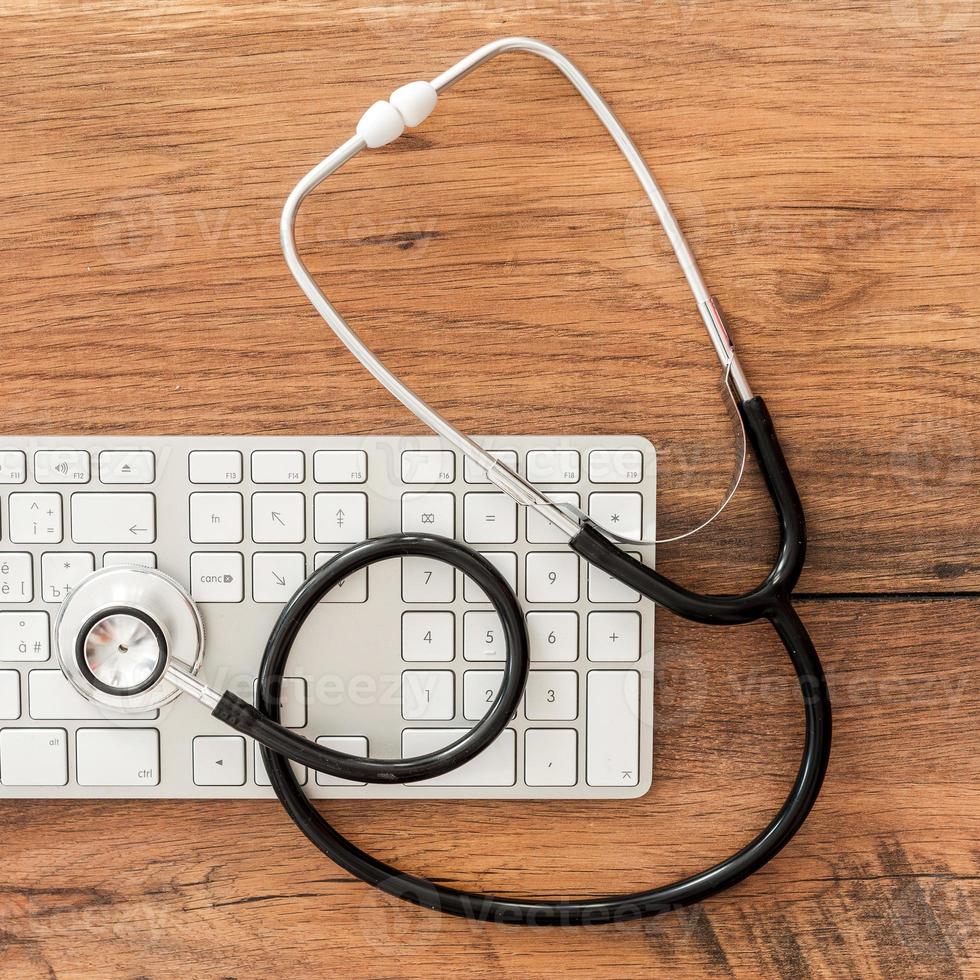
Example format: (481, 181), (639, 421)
(54, 37), (831, 926)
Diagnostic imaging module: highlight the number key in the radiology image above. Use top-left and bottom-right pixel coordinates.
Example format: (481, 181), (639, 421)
(401, 670), (454, 720)
(526, 611), (578, 662)
(525, 670), (578, 720)
(401, 611), (454, 661)
(463, 611), (505, 661)
(402, 557), (454, 602)
(463, 670), (503, 720)
(525, 552), (579, 603)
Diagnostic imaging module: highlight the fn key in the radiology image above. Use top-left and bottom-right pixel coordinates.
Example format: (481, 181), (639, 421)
(76, 729), (160, 786)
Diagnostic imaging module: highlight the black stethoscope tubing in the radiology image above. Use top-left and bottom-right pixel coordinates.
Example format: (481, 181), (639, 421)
(238, 395), (831, 926)
(212, 536), (530, 785)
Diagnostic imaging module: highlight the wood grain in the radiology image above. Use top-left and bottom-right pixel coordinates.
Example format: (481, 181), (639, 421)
(0, 2), (977, 977)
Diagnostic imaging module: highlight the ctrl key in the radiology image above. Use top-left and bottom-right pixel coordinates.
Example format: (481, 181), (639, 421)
(0, 728), (68, 785)
(76, 729), (159, 786)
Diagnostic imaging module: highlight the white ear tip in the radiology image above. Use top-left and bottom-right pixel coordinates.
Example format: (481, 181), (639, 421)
(389, 81), (438, 128)
(356, 100), (405, 148)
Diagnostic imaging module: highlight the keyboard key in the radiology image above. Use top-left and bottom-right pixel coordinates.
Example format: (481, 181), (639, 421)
(0, 728), (68, 785)
(589, 449), (643, 484)
(463, 669), (502, 720)
(76, 728), (160, 786)
(588, 553), (642, 603)
(251, 450), (304, 484)
(463, 610), (505, 661)
(0, 556), (34, 604)
(525, 670), (578, 720)
(314, 492), (367, 543)
(0, 450), (26, 484)
(253, 742), (308, 786)
(464, 450), (518, 484)
(71, 492), (155, 544)
(252, 492), (305, 543)
(526, 611), (578, 662)
(193, 735), (246, 786)
(103, 551), (156, 569)
(35, 450), (90, 484)
(0, 671), (21, 719)
(252, 677), (307, 728)
(28, 670), (155, 720)
(190, 492), (243, 544)
(463, 552), (517, 603)
(525, 552), (580, 603)
(315, 736), (369, 786)
(252, 552), (306, 603)
(402, 557), (454, 602)
(189, 450), (242, 484)
(527, 449), (580, 484)
(9, 493), (62, 544)
(463, 493), (517, 543)
(401, 492), (454, 536)
(526, 492), (579, 543)
(401, 611), (454, 661)
(99, 450), (155, 484)
(401, 450), (455, 484)
(313, 449), (367, 484)
(588, 492), (644, 540)
(402, 728), (515, 786)
(0, 611), (48, 661)
(190, 552), (244, 602)
(587, 670), (640, 786)
(401, 670), (454, 720)
(525, 729), (577, 786)
(313, 552), (368, 602)
(40, 551), (95, 603)
(588, 611), (641, 661)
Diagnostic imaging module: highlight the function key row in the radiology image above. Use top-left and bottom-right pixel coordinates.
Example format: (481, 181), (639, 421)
(0, 447), (642, 487)
(186, 448), (644, 486)
(189, 450), (368, 485)
(401, 448), (643, 485)
(0, 450), (155, 485)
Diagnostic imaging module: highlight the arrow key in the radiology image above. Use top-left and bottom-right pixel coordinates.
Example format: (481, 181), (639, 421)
(193, 735), (246, 786)
(252, 552), (306, 603)
(252, 492), (305, 543)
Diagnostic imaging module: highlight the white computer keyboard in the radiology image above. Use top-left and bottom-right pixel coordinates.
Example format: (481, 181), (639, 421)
(0, 436), (655, 799)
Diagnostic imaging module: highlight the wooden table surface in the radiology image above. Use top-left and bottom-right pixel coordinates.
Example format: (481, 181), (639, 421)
(1, 2), (977, 977)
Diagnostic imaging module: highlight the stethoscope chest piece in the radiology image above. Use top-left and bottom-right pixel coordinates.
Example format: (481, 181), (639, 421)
(56, 566), (205, 712)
